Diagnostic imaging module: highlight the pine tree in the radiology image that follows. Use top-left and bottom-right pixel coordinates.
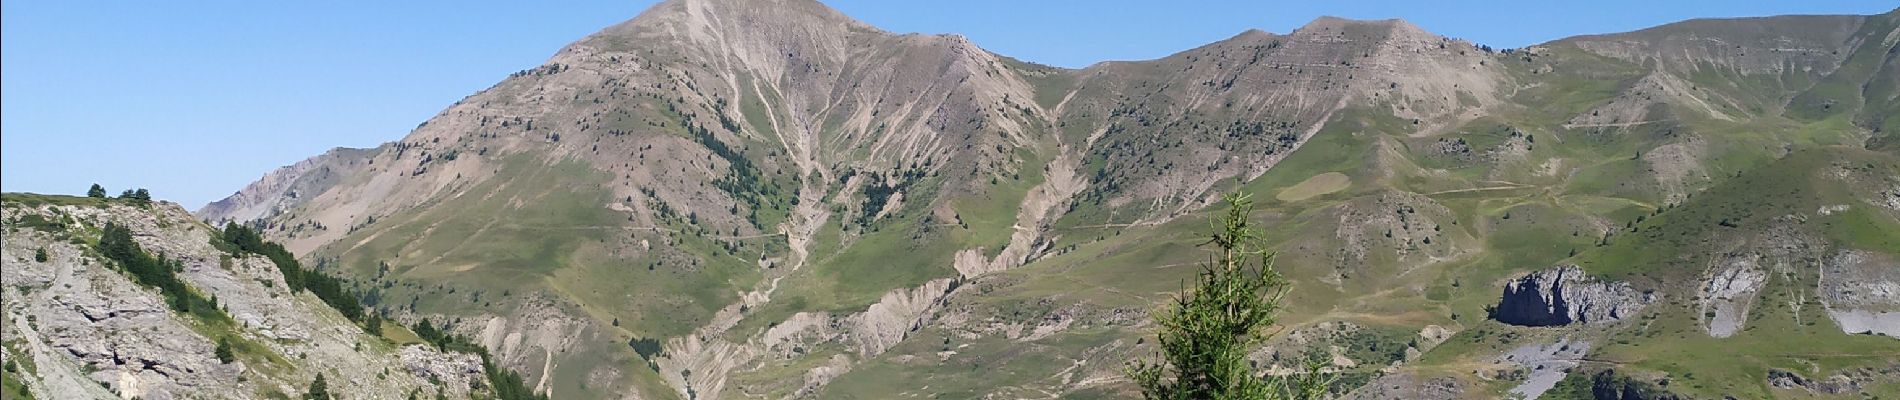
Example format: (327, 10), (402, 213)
(305, 373), (332, 400)
(34, 248), (49, 263)
(1126, 192), (1331, 400)
(118, 188), (153, 205)
(87, 183), (108, 198)
(215, 337), (235, 364)
(364, 312), (384, 336)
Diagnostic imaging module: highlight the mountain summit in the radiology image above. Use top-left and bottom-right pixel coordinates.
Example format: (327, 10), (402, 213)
(194, 3), (1900, 399)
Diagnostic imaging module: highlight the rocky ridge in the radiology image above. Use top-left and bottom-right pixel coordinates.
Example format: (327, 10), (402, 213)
(2, 197), (483, 399)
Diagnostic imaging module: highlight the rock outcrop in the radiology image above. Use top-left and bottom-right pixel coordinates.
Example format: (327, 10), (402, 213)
(1699, 254), (1767, 338)
(1499, 338), (1591, 399)
(2, 232), (238, 399)
(398, 344), (487, 392)
(1768, 364), (1900, 395)
(1344, 372), (1465, 400)
(1817, 250), (1900, 337)
(1493, 266), (1654, 326)
(1768, 368), (1860, 395)
(1588, 369), (1684, 400)
(1, 197), (481, 399)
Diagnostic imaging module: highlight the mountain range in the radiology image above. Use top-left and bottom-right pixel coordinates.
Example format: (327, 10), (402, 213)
(13, 0), (1899, 398)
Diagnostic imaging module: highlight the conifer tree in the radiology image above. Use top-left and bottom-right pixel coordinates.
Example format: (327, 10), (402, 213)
(1126, 192), (1331, 400)
(215, 337), (235, 364)
(305, 373), (332, 400)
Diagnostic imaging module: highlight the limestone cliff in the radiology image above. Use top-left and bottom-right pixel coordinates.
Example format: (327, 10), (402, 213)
(1493, 266), (1655, 326)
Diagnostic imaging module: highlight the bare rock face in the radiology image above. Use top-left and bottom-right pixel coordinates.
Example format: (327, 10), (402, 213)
(2, 233), (238, 400)
(399, 344), (487, 391)
(1500, 338), (1592, 399)
(1769, 364), (1900, 395)
(2, 200), (479, 399)
(1817, 250), (1900, 337)
(1492, 266), (1654, 326)
(1699, 254), (1767, 338)
(1768, 368), (1860, 395)
(1344, 372), (1464, 400)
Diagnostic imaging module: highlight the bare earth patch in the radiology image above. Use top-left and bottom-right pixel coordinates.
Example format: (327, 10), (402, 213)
(1277, 172), (1351, 202)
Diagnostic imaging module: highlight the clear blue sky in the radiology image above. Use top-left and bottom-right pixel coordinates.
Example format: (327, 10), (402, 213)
(4, 0), (1893, 208)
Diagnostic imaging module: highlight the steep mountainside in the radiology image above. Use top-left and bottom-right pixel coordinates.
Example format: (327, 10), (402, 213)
(203, 1), (1900, 398)
(2, 195), (488, 399)
(199, 147), (377, 225)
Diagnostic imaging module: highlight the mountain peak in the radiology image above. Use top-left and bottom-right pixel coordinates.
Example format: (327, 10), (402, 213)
(1296, 16), (1418, 31)
(621, 0), (879, 37)
(1290, 16), (1441, 45)
(1233, 28), (1274, 40)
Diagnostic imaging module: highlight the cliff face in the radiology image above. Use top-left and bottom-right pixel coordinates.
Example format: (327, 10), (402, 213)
(1493, 266), (1654, 326)
(1, 196), (483, 399)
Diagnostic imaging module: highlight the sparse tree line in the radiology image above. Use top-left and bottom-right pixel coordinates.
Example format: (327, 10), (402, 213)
(85, 183), (153, 206)
(98, 221), (227, 320)
(408, 318), (547, 400)
(202, 203), (543, 399)
(213, 223), (366, 324)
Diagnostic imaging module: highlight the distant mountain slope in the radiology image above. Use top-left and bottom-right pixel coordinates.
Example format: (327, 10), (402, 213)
(200, 147), (376, 226)
(205, 1), (1900, 398)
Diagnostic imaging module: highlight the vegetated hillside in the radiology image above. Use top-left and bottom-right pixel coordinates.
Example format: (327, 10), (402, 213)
(202, 0), (1900, 398)
(0, 193), (491, 399)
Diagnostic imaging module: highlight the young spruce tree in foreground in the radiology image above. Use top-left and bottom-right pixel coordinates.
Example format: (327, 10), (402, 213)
(1127, 192), (1331, 400)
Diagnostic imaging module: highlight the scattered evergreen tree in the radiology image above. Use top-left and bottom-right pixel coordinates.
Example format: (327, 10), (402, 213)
(305, 373), (332, 400)
(485, 357), (545, 400)
(364, 312), (384, 336)
(413, 319), (440, 345)
(628, 337), (664, 360)
(406, 317), (547, 399)
(1126, 192), (1331, 400)
(99, 223), (220, 318)
(216, 223), (364, 324)
(215, 337), (235, 364)
(87, 183), (108, 198)
(118, 188), (153, 205)
(34, 247), (49, 262)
